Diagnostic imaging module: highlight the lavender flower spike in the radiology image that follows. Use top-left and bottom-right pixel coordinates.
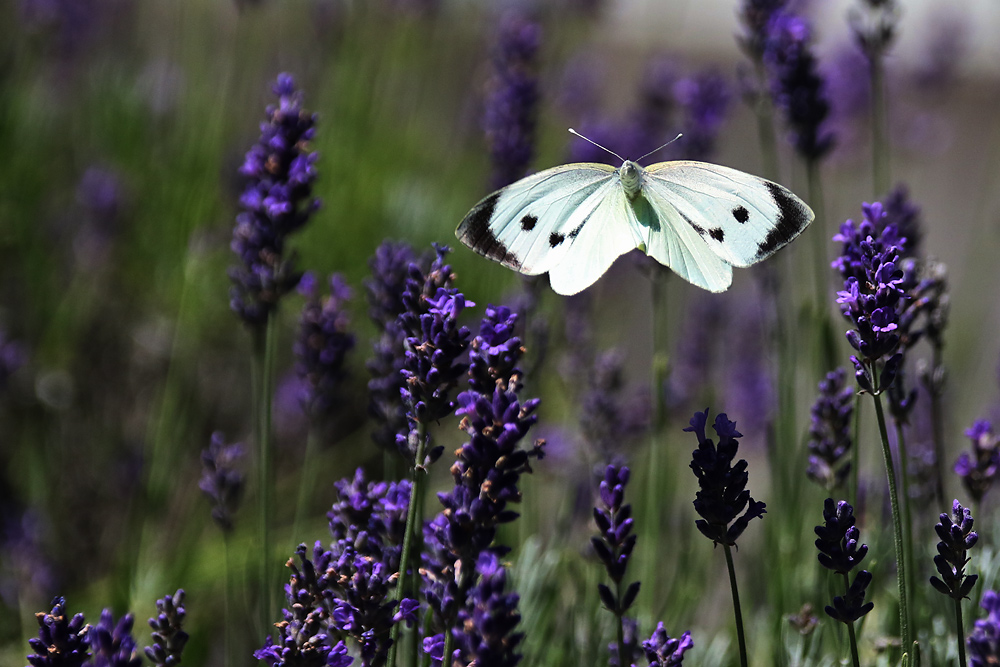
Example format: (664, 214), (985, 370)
(27, 597), (90, 667)
(814, 499), (874, 623)
(592, 465), (640, 616)
(641, 623), (694, 667)
(89, 609), (141, 667)
(806, 368), (854, 490)
(969, 590), (1000, 666)
(955, 420), (1000, 504)
(295, 272), (355, 421)
(930, 500), (979, 601)
(229, 73), (319, 327)
(199, 432), (246, 532)
(687, 409), (766, 546)
(145, 590), (188, 666)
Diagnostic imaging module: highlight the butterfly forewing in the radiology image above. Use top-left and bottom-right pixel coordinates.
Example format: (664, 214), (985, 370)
(643, 161), (814, 267)
(456, 163), (616, 276)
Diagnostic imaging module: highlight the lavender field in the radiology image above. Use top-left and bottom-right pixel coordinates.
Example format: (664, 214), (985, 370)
(2, 1), (1000, 666)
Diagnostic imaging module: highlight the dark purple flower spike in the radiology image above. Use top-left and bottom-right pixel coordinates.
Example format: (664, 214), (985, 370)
(930, 500), (979, 601)
(145, 589), (188, 666)
(814, 499), (874, 624)
(641, 623), (694, 667)
(295, 272), (355, 421)
(199, 432), (246, 532)
(27, 597), (90, 667)
(968, 590), (1000, 666)
(806, 368), (855, 491)
(89, 609), (141, 667)
(955, 420), (1000, 505)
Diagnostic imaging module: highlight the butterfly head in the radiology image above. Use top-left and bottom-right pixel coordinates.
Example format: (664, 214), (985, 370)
(619, 160), (643, 199)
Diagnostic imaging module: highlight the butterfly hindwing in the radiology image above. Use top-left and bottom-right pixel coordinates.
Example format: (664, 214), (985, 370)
(456, 163), (616, 277)
(642, 161), (814, 267)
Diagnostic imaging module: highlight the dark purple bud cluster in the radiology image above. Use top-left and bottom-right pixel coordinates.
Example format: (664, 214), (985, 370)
(955, 421), (1000, 504)
(259, 470), (415, 667)
(458, 552), (525, 667)
(806, 368), (854, 491)
(763, 11), (834, 160)
(833, 202), (907, 394)
(592, 465), (640, 617)
(366, 241), (421, 451)
(89, 609), (141, 667)
(144, 590), (188, 667)
(814, 499), (874, 623)
(687, 409), (766, 546)
(737, 0), (788, 61)
(969, 590), (1000, 666)
(468, 305), (523, 396)
(484, 13), (540, 190)
(641, 623), (694, 667)
(294, 273), (355, 420)
(199, 432), (246, 532)
(397, 246), (473, 463)
(930, 500), (979, 601)
(229, 73), (318, 327)
(27, 597), (90, 667)
(672, 70), (731, 162)
(881, 185), (923, 258)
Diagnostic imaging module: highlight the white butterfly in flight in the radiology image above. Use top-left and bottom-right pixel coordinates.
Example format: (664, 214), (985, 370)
(456, 129), (814, 296)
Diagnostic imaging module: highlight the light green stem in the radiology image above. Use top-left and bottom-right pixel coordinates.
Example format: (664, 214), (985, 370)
(753, 61), (781, 182)
(442, 627), (454, 667)
(224, 532), (236, 667)
(955, 596), (967, 667)
(871, 391), (911, 654)
(841, 572), (862, 667)
(723, 543), (749, 667)
(871, 54), (890, 197)
(293, 428), (321, 544)
(894, 419), (916, 616)
(253, 314), (278, 636)
(388, 423), (429, 667)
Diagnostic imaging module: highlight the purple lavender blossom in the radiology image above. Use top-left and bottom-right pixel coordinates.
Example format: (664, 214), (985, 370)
(396, 246), (473, 464)
(581, 350), (648, 465)
(930, 500), (979, 601)
(814, 499), (874, 623)
(806, 368), (854, 491)
(89, 609), (140, 667)
(199, 432), (246, 532)
(26, 597), (90, 667)
(592, 465), (640, 616)
(737, 0), (788, 61)
(955, 421), (1000, 504)
(881, 185), (922, 257)
(294, 272), (355, 420)
(144, 589), (188, 666)
(969, 590), (1000, 666)
(687, 409), (766, 546)
(833, 202), (907, 394)
(468, 304), (523, 396)
(763, 10), (834, 161)
(672, 70), (731, 161)
(641, 623), (694, 667)
(229, 73), (319, 327)
(458, 552), (524, 667)
(484, 13), (541, 190)
(366, 241), (420, 451)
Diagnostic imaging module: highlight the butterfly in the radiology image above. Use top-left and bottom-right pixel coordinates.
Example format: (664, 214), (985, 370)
(456, 130), (814, 295)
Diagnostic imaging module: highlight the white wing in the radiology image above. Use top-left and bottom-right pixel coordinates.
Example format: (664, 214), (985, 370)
(458, 164), (638, 294)
(642, 161), (814, 267)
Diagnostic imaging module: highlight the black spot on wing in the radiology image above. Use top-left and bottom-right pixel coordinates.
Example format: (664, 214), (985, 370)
(520, 214), (537, 231)
(549, 232), (565, 247)
(456, 192), (522, 269)
(756, 182), (813, 259)
(709, 227), (725, 242)
(733, 206), (749, 223)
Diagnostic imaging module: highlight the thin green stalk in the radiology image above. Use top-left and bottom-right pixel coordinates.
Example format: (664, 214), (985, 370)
(806, 158), (837, 375)
(723, 543), (749, 667)
(388, 423), (429, 667)
(293, 428), (321, 544)
(870, 54), (890, 197)
(850, 395), (862, 509)
(224, 532), (236, 667)
(894, 419), (916, 616)
(928, 348), (947, 504)
(871, 391), (911, 654)
(841, 572), (862, 667)
(253, 313), (278, 636)
(442, 627), (454, 667)
(615, 578), (627, 667)
(753, 61), (781, 182)
(643, 272), (669, 601)
(955, 597), (967, 667)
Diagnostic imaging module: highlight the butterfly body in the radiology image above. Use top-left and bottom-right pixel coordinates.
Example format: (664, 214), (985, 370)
(457, 157), (814, 296)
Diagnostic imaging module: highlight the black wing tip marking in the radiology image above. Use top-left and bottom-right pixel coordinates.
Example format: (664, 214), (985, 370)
(456, 192), (522, 270)
(733, 206), (749, 223)
(756, 182), (814, 259)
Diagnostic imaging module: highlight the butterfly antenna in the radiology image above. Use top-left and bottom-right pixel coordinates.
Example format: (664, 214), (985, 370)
(568, 128), (625, 163)
(637, 133), (684, 163)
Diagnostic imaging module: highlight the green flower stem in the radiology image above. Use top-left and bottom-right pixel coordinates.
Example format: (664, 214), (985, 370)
(871, 390), (912, 654)
(615, 577), (627, 667)
(388, 423), (429, 667)
(894, 420), (916, 614)
(850, 396), (862, 508)
(643, 271), (669, 599)
(871, 54), (890, 197)
(955, 596), (967, 667)
(806, 158), (838, 375)
(442, 625), (454, 667)
(293, 428), (321, 545)
(928, 348), (947, 504)
(252, 314), (278, 636)
(224, 532), (236, 667)
(723, 542), (749, 667)
(753, 61), (781, 182)
(841, 572), (862, 667)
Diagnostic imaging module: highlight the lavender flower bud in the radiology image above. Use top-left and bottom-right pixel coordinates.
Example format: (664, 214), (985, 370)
(641, 623), (694, 667)
(199, 432), (246, 532)
(930, 500), (979, 600)
(968, 590), (1000, 666)
(592, 465), (640, 615)
(806, 368), (854, 491)
(144, 590), (188, 666)
(814, 499), (874, 624)
(27, 597), (90, 667)
(294, 273), (355, 421)
(955, 420), (1000, 504)
(687, 409), (766, 546)
(89, 609), (141, 667)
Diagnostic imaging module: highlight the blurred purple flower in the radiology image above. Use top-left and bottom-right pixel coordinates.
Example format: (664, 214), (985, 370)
(737, 0), (788, 61)
(484, 13), (541, 190)
(672, 70), (731, 161)
(969, 590), (1000, 666)
(229, 73), (319, 327)
(199, 431), (246, 532)
(581, 350), (648, 465)
(955, 420), (1000, 505)
(294, 272), (355, 421)
(806, 368), (854, 491)
(89, 609), (140, 667)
